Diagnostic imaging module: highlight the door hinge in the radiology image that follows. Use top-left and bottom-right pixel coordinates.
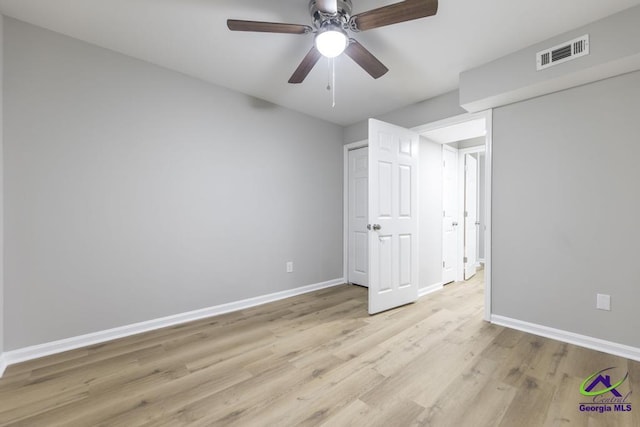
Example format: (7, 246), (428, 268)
(464, 211), (468, 217)
(463, 257), (468, 263)
(443, 261), (446, 268)
(443, 160), (446, 167)
(443, 210), (446, 217)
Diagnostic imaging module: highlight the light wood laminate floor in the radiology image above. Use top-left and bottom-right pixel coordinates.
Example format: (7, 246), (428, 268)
(1, 270), (639, 426)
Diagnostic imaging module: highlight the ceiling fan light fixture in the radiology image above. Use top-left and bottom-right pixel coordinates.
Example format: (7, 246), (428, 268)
(315, 26), (348, 58)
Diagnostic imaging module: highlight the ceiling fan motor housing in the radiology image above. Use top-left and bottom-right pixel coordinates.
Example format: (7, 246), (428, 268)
(309, 0), (353, 30)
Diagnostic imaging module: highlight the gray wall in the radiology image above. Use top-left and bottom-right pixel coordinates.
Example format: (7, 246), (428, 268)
(492, 69), (640, 348)
(3, 18), (344, 350)
(344, 90), (466, 143)
(419, 138), (443, 290)
(460, 5), (640, 112)
(0, 14), (4, 357)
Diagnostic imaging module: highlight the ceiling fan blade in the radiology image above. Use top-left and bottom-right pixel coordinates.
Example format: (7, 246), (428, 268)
(344, 40), (389, 79)
(289, 47), (323, 84)
(350, 0), (438, 31)
(316, 0), (338, 14)
(227, 19), (312, 34)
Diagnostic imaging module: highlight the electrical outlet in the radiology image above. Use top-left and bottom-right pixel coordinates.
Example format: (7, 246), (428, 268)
(286, 261), (294, 273)
(596, 294), (611, 311)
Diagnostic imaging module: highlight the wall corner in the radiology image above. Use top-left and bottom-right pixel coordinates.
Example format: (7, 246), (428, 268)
(0, 12), (5, 361)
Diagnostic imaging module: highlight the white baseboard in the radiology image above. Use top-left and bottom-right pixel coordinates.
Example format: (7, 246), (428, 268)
(419, 282), (444, 298)
(0, 278), (345, 376)
(0, 353), (7, 377)
(491, 315), (640, 362)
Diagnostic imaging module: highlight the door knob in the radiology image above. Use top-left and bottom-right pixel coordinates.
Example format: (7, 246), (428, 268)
(372, 224), (381, 231)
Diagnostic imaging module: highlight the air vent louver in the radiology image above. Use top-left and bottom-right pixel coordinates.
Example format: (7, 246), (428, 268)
(536, 34), (589, 71)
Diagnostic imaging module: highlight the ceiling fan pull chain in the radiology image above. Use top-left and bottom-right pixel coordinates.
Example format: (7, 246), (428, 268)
(325, 57), (336, 107)
(326, 57), (331, 91)
(331, 57), (336, 108)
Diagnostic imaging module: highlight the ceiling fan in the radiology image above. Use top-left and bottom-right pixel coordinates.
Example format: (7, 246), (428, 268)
(227, 0), (438, 84)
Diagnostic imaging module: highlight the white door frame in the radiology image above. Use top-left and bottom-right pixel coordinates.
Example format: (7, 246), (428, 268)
(441, 144), (459, 285)
(462, 151), (479, 280)
(412, 110), (493, 322)
(458, 146), (486, 282)
(343, 140), (368, 284)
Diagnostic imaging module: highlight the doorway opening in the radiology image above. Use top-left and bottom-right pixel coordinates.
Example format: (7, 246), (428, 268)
(414, 110), (492, 320)
(441, 140), (486, 283)
(343, 111), (492, 319)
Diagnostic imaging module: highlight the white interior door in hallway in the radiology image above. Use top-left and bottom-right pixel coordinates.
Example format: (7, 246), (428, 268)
(464, 153), (478, 280)
(368, 119), (419, 315)
(348, 147), (369, 287)
(442, 145), (458, 285)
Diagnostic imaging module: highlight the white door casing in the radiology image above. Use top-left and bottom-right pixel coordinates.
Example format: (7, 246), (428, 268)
(348, 147), (369, 287)
(442, 145), (458, 285)
(464, 154), (478, 280)
(368, 119), (419, 315)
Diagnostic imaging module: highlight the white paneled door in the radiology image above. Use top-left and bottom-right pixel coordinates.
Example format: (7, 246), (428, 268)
(348, 147), (369, 287)
(368, 119), (419, 315)
(442, 145), (458, 285)
(464, 154), (478, 280)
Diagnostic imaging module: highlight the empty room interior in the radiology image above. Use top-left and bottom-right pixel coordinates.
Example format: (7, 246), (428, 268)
(0, 0), (640, 425)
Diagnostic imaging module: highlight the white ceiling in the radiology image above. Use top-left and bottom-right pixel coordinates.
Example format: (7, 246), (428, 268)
(0, 0), (638, 126)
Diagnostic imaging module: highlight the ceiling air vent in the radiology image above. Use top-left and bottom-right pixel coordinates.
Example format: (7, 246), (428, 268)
(536, 34), (589, 71)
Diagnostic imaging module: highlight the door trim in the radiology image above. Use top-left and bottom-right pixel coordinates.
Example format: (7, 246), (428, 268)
(457, 146), (485, 282)
(343, 140), (368, 284)
(441, 144), (459, 284)
(463, 152), (479, 280)
(485, 109), (493, 323)
(412, 110), (493, 322)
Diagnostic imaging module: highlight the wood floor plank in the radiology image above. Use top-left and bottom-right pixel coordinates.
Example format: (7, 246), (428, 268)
(410, 356), (500, 427)
(498, 375), (556, 427)
(347, 398), (425, 427)
(318, 399), (373, 427)
(2, 269), (639, 426)
(542, 373), (592, 427)
(628, 360), (640, 427)
(331, 305), (445, 361)
(12, 349), (260, 426)
(221, 366), (385, 427)
(441, 379), (517, 427)
(0, 347), (89, 378)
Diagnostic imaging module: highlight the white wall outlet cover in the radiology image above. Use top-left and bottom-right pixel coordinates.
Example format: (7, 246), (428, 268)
(596, 294), (611, 311)
(286, 262), (294, 273)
